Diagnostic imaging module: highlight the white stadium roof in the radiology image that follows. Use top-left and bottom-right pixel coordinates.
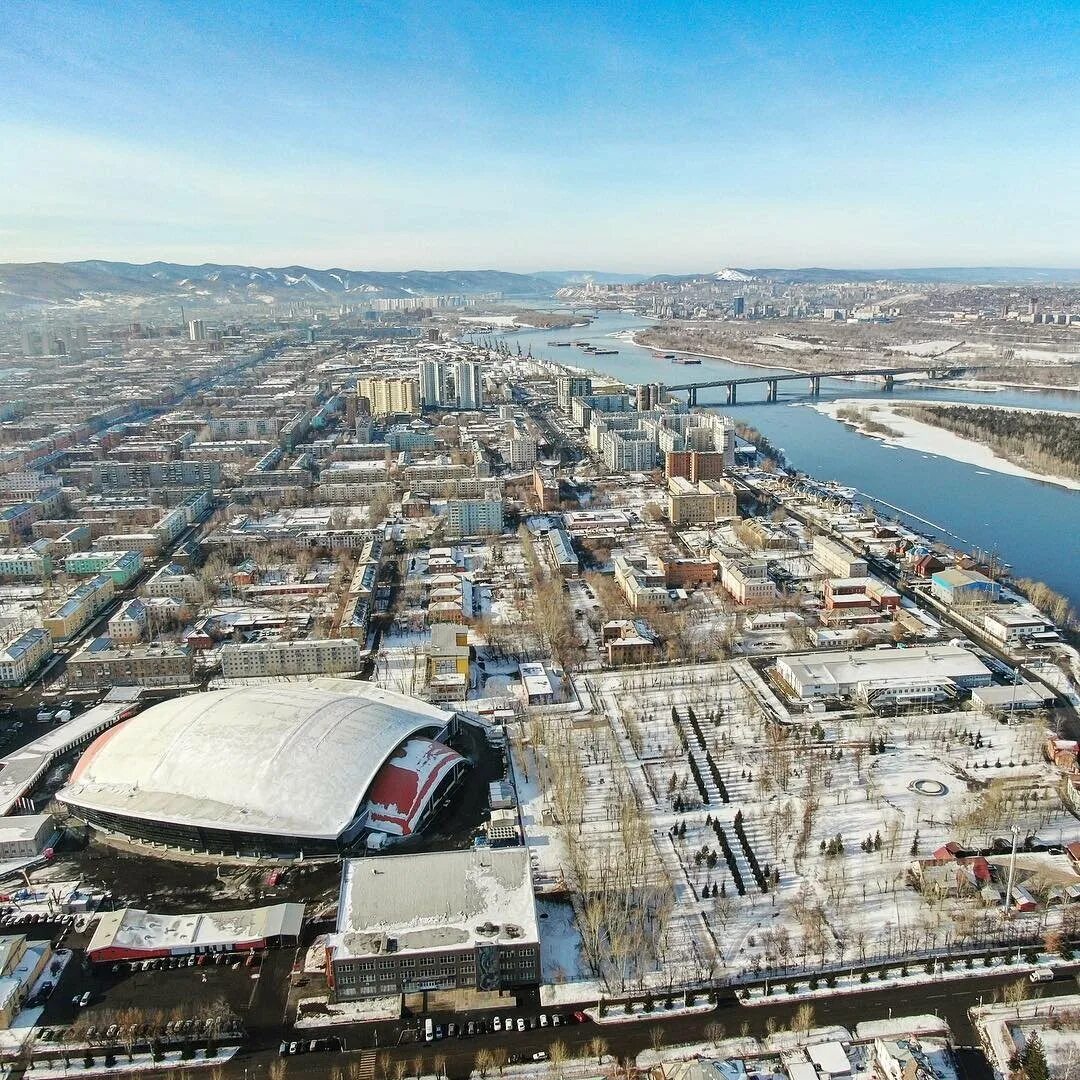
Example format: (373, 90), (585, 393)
(58, 679), (455, 841)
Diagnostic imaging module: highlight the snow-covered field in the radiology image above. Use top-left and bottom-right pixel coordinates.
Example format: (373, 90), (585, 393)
(517, 658), (1080, 999)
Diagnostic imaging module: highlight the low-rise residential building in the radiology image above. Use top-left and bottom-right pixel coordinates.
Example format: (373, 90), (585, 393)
(219, 638), (363, 679)
(0, 935), (53, 1027)
(546, 527), (579, 578)
(0, 548), (52, 580)
(66, 638), (194, 690)
(108, 598), (149, 643)
(614, 552), (671, 610)
(327, 848), (540, 1001)
(64, 549), (143, 587)
(602, 620), (658, 666)
(425, 624), (470, 702)
(94, 532), (160, 556)
(143, 562), (202, 602)
(0, 504), (38, 544)
(812, 535), (868, 579)
(0, 628), (53, 688)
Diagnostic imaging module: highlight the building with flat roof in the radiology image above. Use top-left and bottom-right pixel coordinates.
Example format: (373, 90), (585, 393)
(667, 476), (737, 526)
(327, 848), (539, 1000)
(982, 608), (1056, 644)
(0, 814), (55, 861)
(66, 638), (193, 690)
(357, 376), (420, 417)
(219, 638), (363, 679)
(776, 644), (992, 700)
(87, 902), (304, 963)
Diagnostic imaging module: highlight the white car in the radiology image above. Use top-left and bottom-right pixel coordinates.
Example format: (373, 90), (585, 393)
(493, 1016), (502, 1032)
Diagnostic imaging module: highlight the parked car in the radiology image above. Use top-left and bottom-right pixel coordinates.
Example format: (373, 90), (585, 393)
(532, 1052), (549, 1062)
(516, 1017), (525, 1032)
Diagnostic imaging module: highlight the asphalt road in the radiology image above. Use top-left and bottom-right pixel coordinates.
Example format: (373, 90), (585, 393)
(214, 968), (1080, 1079)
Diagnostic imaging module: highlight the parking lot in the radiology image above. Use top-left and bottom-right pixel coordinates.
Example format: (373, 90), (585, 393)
(36, 943), (262, 1034)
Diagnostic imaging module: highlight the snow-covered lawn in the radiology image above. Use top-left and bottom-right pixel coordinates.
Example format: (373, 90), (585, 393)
(518, 657), (1080, 1000)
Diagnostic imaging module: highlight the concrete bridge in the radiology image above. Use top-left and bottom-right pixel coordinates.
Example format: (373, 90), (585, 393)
(663, 364), (978, 405)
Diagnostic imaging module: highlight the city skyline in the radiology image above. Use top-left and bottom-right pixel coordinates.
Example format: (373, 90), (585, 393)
(3, 0), (1079, 270)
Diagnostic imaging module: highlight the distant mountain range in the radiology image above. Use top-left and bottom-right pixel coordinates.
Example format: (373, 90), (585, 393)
(646, 267), (1080, 286)
(0, 260), (556, 312)
(3, 260), (1079, 312)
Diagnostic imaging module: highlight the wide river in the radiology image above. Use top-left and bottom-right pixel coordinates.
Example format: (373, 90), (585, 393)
(486, 311), (1080, 609)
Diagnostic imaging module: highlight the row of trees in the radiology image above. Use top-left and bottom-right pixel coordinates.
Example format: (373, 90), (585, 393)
(899, 403), (1080, 485)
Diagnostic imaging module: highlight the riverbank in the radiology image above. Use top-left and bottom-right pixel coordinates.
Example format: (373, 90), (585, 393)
(812, 398), (1080, 492)
(622, 329), (804, 375)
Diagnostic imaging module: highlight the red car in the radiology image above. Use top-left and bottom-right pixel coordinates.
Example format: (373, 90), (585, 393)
(572, 1011), (589, 1024)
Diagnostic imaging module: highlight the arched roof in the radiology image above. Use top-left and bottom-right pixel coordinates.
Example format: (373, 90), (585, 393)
(59, 679), (455, 841)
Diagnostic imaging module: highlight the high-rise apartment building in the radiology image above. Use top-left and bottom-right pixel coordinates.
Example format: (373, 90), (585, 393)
(187, 319), (206, 342)
(357, 377), (421, 417)
(557, 375), (593, 411)
(417, 360), (483, 411)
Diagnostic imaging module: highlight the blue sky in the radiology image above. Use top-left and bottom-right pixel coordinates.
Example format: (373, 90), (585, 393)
(2, 0), (1078, 271)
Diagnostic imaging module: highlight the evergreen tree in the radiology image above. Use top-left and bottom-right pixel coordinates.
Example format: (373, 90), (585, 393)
(1022, 1032), (1049, 1080)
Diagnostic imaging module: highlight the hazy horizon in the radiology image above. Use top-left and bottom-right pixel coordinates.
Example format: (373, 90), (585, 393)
(4, 1), (1079, 270)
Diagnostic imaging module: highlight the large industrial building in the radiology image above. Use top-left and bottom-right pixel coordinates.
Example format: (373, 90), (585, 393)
(327, 848), (540, 1001)
(775, 644), (993, 707)
(57, 680), (467, 859)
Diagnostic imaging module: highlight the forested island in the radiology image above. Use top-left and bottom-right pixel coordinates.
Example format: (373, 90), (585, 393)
(897, 404), (1080, 482)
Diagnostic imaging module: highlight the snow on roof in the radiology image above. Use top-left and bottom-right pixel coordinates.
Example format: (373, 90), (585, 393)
(365, 737), (464, 837)
(807, 1042), (851, 1076)
(58, 680), (455, 841)
(780, 645), (991, 690)
(334, 847), (538, 959)
(88, 902), (305, 958)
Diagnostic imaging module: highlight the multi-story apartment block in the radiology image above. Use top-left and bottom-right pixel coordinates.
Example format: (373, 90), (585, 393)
(66, 638), (194, 690)
(108, 598), (148, 644)
(219, 638), (363, 679)
(445, 495), (504, 538)
(505, 436), (537, 467)
(556, 374), (592, 412)
(44, 574), (116, 640)
(0, 628), (54, 688)
(143, 562), (201, 603)
(666, 476), (738, 526)
(92, 461), (221, 492)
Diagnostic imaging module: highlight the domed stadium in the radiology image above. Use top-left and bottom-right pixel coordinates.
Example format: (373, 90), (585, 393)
(57, 679), (466, 860)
